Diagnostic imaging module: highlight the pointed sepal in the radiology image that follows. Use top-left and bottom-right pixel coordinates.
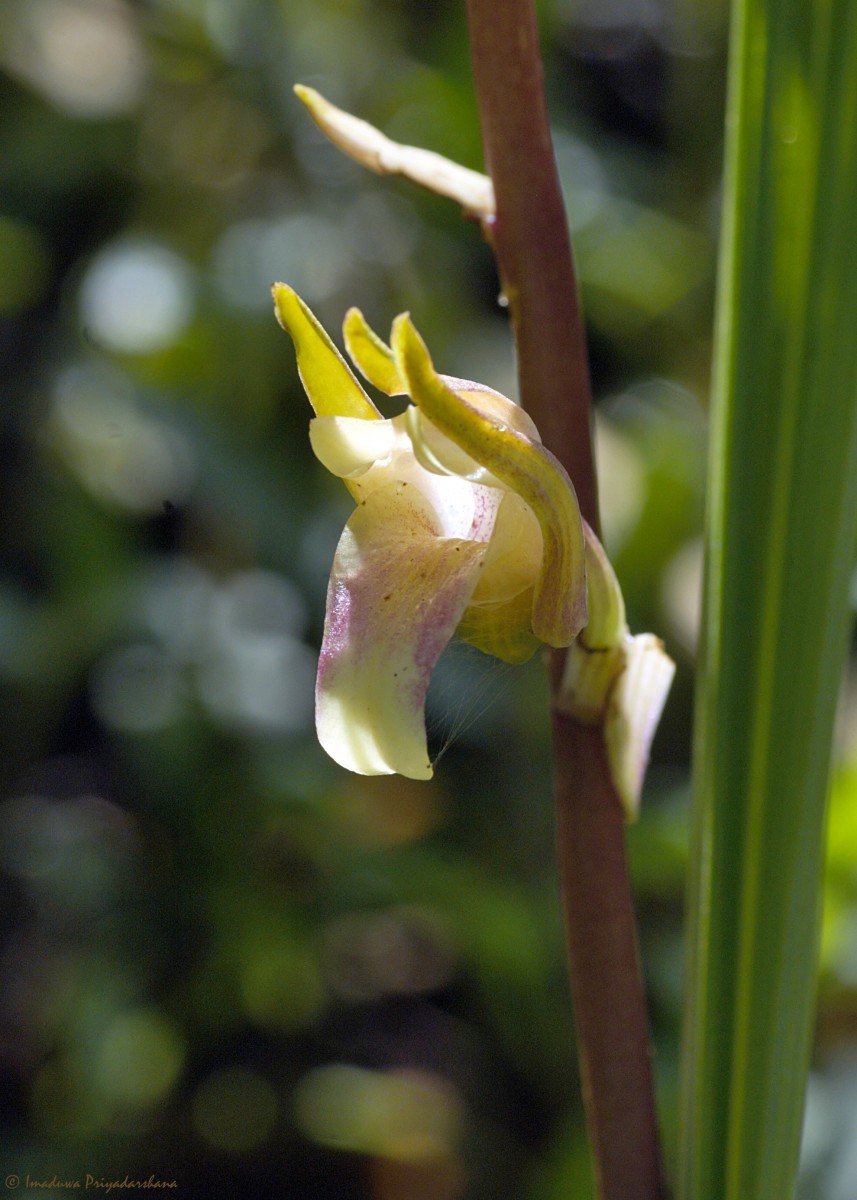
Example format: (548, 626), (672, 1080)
(273, 283), (380, 421)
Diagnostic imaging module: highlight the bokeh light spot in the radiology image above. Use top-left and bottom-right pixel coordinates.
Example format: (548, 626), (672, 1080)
(195, 570), (315, 735)
(47, 361), (196, 511)
(2, 0), (146, 118)
(294, 1065), (463, 1163)
(323, 906), (455, 1002)
(94, 1009), (185, 1108)
(90, 643), (185, 732)
(239, 938), (326, 1032)
(212, 213), (349, 310)
(79, 240), (195, 355)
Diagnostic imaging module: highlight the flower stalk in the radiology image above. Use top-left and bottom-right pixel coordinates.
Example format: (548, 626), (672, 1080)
(465, 1), (668, 1196)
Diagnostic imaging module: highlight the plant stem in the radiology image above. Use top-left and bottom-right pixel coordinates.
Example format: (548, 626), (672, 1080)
(465, 3), (667, 1197)
(465, 0), (596, 528)
(553, 721), (667, 1200)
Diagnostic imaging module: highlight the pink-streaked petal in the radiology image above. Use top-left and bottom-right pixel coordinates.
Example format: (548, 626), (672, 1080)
(316, 481), (492, 779)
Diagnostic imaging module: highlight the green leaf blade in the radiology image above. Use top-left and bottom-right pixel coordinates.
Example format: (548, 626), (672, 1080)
(679, 0), (857, 1197)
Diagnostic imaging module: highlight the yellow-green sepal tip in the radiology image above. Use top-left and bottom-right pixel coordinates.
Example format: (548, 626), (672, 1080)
(272, 283), (381, 421)
(343, 308), (406, 396)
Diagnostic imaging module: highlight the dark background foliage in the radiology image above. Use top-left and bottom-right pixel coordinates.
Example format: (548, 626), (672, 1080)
(2, 1), (856, 1196)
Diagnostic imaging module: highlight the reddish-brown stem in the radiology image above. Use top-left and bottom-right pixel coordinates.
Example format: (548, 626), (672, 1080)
(552, 718), (668, 1200)
(465, 0), (597, 530)
(465, 2), (667, 1197)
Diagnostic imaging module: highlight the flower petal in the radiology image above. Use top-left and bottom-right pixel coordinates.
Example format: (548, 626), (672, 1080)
(556, 525), (630, 722)
(273, 284), (381, 421)
(391, 314), (588, 647)
(316, 480), (493, 778)
(471, 492), (543, 604)
(310, 411), (503, 540)
(309, 414), (402, 480)
(605, 633), (675, 820)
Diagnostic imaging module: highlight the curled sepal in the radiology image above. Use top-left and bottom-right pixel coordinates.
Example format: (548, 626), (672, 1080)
(316, 480), (494, 779)
(391, 313), (588, 647)
(273, 284), (380, 421)
(294, 85), (496, 220)
(604, 634), (675, 820)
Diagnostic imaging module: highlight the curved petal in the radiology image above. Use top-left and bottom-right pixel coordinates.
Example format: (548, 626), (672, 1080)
(273, 284), (381, 420)
(391, 314), (588, 647)
(309, 414), (402, 480)
(405, 404), (503, 486)
(605, 633), (675, 820)
(342, 307), (537, 440)
(556, 522), (630, 718)
(316, 481), (492, 778)
(293, 85), (496, 220)
(405, 386), (542, 488)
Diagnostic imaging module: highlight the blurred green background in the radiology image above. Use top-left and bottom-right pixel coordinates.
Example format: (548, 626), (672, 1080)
(1, 1), (856, 1196)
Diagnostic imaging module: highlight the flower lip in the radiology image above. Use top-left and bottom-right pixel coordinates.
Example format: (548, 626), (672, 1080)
(315, 477), (501, 778)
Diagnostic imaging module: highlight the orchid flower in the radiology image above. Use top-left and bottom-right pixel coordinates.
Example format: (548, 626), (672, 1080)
(274, 283), (587, 778)
(274, 284), (673, 816)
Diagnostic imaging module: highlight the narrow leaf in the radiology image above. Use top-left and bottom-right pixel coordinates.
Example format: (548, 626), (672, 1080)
(680, 1), (857, 1197)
